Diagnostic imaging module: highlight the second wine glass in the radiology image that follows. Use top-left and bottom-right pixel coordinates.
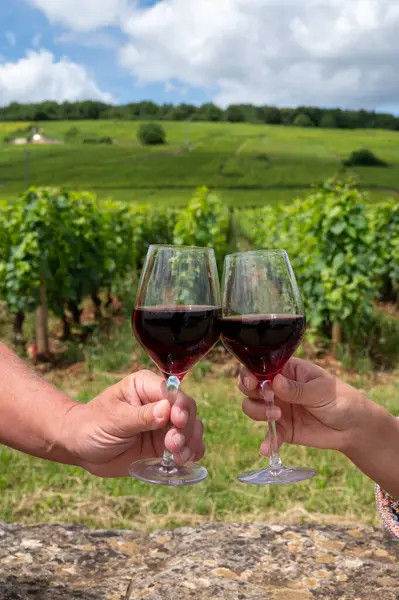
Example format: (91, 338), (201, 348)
(130, 245), (221, 486)
(221, 250), (317, 485)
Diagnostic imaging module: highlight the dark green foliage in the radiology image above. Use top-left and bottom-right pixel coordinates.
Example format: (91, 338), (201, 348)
(294, 113), (314, 127)
(64, 126), (81, 141)
(138, 123), (166, 145)
(173, 187), (230, 266)
(239, 179), (398, 356)
(368, 200), (399, 300)
(0, 101), (399, 131)
(344, 149), (388, 167)
(83, 136), (113, 144)
(319, 113), (337, 129)
(262, 107), (281, 124)
(368, 310), (399, 369)
(0, 187), (179, 332)
(225, 106), (246, 123)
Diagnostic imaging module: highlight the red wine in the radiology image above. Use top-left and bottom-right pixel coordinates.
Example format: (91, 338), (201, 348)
(133, 306), (221, 377)
(221, 314), (305, 381)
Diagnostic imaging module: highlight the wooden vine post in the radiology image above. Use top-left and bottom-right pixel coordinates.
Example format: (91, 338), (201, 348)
(36, 272), (50, 358)
(331, 322), (342, 358)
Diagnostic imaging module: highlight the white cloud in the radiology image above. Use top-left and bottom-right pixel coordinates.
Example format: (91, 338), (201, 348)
(0, 50), (114, 105)
(5, 32), (16, 47)
(118, 0), (399, 109)
(27, 0), (128, 32)
(25, 0), (399, 109)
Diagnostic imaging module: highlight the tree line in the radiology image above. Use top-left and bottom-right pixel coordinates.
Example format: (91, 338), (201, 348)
(0, 100), (398, 131)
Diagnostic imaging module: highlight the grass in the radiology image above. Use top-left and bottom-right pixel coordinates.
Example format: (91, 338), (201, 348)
(0, 121), (398, 208)
(0, 314), (398, 532)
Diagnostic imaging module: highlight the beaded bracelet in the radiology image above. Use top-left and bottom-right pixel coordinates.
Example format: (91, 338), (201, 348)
(375, 484), (399, 538)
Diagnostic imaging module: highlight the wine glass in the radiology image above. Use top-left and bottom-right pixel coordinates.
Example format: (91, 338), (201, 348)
(130, 245), (221, 486)
(221, 249), (316, 485)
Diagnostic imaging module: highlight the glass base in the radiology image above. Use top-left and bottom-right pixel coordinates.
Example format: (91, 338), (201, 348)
(238, 465), (317, 486)
(129, 458), (208, 487)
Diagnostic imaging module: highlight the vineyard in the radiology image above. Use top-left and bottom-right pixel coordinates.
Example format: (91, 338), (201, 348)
(1, 121), (399, 209)
(0, 179), (398, 529)
(1, 180), (397, 367)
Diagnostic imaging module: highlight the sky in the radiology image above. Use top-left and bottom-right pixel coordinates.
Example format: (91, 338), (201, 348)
(0, 0), (398, 113)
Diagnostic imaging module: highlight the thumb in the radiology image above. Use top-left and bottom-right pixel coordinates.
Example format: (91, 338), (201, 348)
(273, 374), (320, 406)
(127, 399), (171, 435)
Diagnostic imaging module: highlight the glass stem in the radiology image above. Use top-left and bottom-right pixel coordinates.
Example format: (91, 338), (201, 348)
(260, 380), (283, 470)
(160, 376), (181, 471)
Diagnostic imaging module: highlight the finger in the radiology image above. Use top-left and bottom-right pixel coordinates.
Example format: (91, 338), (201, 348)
(170, 390), (197, 432)
(273, 373), (333, 407)
(120, 370), (166, 406)
(281, 358), (327, 384)
(172, 418), (204, 466)
(164, 428), (186, 454)
(166, 417), (204, 463)
(259, 425), (286, 457)
(242, 397), (282, 422)
(126, 399), (171, 435)
(193, 442), (206, 463)
(237, 371), (263, 400)
(188, 419), (205, 463)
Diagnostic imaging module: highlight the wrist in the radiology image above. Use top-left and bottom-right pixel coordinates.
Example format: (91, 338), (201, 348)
(343, 398), (393, 458)
(338, 389), (375, 456)
(53, 401), (85, 467)
(343, 397), (399, 497)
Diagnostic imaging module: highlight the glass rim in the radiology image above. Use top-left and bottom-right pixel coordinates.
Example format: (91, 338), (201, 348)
(225, 249), (288, 259)
(149, 244), (215, 252)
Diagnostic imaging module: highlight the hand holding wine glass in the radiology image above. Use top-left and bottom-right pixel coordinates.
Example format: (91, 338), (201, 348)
(131, 245), (221, 486)
(221, 250), (316, 485)
(238, 358), (365, 454)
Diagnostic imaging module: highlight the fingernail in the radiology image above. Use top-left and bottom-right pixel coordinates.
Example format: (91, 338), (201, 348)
(244, 376), (255, 390)
(265, 407), (280, 421)
(172, 433), (185, 450)
(260, 445), (269, 457)
(275, 374), (289, 392)
(179, 446), (191, 464)
(154, 400), (168, 421)
(178, 409), (189, 426)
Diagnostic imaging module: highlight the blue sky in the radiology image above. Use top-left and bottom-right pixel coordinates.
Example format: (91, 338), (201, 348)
(0, 0), (211, 106)
(0, 0), (398, 113)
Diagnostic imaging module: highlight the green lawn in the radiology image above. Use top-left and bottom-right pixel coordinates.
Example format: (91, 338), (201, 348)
(0, 121), (398, 208)
(0, 320), (397, 532)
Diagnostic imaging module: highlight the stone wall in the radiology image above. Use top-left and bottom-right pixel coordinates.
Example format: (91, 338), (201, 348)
(0, 522), (397, 599)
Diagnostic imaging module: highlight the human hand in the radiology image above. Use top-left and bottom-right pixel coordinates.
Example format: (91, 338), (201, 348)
(238, 358), (369, 457)
(65, 370), (204, 477)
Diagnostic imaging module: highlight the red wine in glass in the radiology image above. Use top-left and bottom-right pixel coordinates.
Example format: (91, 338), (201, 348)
(129, 245), (221, 487)
(133, 305), (221, 379)
(221, 250), (316, 486)
(221, 314), (305, 382)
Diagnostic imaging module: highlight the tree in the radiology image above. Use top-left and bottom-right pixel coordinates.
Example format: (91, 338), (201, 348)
(293, 113), (314, 127)
(199, 103), (223, 122)
(343, 149), (388, 167)
(262, 106), (281, 124)
(64, 126), (81, 142)
(138, 101), (160, 119)
(138, 123), (166, 145)
(319, 113), (337, 129)
(225, 105), (245, 123)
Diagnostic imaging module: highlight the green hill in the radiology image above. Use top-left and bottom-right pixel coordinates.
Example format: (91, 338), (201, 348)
(0, 120), (398, 207)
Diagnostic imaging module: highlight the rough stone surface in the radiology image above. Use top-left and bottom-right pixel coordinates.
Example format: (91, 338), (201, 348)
(0, 522), (398, 599)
